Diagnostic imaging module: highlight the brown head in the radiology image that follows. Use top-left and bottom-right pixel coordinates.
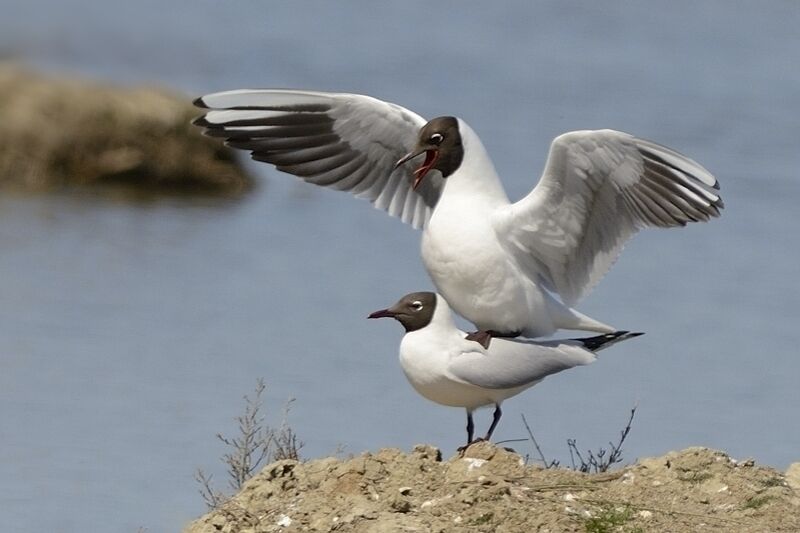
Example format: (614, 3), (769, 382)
(394, 117), (464, 190)
(367, 291), (437, 333)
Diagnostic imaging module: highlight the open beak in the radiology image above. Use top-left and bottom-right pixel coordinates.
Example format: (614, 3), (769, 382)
(394, 147), (426, 169)
(368, 308), (396, 319)
(394, 147), (439, 190)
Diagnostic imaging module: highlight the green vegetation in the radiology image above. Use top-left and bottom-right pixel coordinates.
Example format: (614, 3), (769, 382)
(470, 512), (494, 526)
(583, 505), (642, 533)
(760, 476), (785, 488)
(676, 470), (712, 484)
(742, 495), (772, 510)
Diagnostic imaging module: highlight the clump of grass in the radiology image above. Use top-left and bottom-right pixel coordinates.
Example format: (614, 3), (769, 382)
(519, 405), (637, 473)
(676, 470), (712, 484)
(583, 505), (639, 533)
(470, 512), (494, 526)
(742, 495), (772, 510)
(760, 476), (786, 488)
(195, 379), (303, 509)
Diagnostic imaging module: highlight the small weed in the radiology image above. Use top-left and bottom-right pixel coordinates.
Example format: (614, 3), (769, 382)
(760, 476), (785, 488)
(676, 470), (712, 484)
(584, 505), (636, 533)
(470, 512), (494, 525)
(519, 406), (637, 472)
(567, 406), (637, 473)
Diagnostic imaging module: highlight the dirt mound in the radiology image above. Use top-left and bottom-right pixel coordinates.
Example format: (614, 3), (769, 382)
(0, 63), (251, 195)
(184, 443), (800, 532)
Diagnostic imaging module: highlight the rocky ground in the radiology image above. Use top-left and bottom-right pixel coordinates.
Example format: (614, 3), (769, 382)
(185, 443), (800, 533)
(0, 63), (251, 195)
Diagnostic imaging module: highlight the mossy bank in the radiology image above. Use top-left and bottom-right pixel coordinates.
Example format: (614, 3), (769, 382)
(0, 63), (251, 195)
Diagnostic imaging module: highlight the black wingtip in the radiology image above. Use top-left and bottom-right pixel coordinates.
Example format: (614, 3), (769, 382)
(609, 331), (645, 341)
(192, 114), (210, 127)
(571, 330), (644, 351)
(193, 96), (208, 109)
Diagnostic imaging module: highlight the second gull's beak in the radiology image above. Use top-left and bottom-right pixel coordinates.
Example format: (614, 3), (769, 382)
(368, 308), (396, 319)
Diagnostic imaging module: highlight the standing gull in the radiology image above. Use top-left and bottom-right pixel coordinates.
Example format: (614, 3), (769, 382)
(194, 90), (723, 344)
(368, 292), (642, 448)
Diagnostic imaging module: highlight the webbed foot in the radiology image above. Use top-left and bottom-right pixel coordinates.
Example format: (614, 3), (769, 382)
(465, 331), (492, 349)
(464, 330), (522, 349)
(457, 437), (487, 456)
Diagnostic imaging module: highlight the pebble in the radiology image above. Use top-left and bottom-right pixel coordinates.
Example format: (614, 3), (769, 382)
(464, 458), (487, 471)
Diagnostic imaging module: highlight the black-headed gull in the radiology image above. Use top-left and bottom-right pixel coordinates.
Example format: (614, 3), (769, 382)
(194, 90), (723, 343)
(368, 291), (642, 448)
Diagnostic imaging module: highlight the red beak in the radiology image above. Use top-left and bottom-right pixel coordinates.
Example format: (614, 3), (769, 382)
(412, 150), (439, 190)
(395, 148), (439, 190)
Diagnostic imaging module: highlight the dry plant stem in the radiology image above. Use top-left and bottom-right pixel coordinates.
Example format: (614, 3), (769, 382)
(521, 405), (637, 473)
(195, 469), (227, 509)
(272, 398), (303, 461)
(217, 378), (273, 490)
(520, 413), (559, 469)
(194, 378), (303, 509)
(568, 405), (637, 473)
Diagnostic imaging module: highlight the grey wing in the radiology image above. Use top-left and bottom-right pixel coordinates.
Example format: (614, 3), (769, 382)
(493, 130), (723, 305)
(194, 89), (441, 229)
(446, 339), (596, 390)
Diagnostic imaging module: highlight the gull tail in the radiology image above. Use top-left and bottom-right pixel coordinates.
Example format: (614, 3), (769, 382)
(571, 331), (644, 352)
(544, 292), (616, 335)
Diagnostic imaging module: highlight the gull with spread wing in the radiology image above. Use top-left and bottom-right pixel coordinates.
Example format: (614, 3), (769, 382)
(194, 90), (723, 345)
(368, 291), (642, 448)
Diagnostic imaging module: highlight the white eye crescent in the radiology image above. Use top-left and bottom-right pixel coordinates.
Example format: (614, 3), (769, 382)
(411, 300), (423, 311)
(429, 133), (443, 145)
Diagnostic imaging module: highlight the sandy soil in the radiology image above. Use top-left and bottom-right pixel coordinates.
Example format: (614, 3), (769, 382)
(185, 442), (800, 533)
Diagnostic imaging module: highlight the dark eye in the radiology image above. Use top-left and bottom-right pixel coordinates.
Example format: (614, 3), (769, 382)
(411, 301), (423, 311)
(429, 133), (443, 145)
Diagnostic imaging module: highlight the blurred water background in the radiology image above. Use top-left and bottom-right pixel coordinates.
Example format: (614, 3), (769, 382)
(1, 1), (798, 531)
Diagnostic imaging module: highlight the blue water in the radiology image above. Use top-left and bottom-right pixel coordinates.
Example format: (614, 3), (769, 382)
(1, 1), (799, 531)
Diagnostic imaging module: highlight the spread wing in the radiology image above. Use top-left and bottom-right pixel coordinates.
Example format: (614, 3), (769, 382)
(493, 130), (723, 305)
(447, 339), (596, 390)
(193, 90), (442, 229)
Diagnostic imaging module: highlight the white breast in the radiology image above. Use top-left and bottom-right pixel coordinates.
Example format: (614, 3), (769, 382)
(417, 119), (560, 337)
(398, 324), (494, 409)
